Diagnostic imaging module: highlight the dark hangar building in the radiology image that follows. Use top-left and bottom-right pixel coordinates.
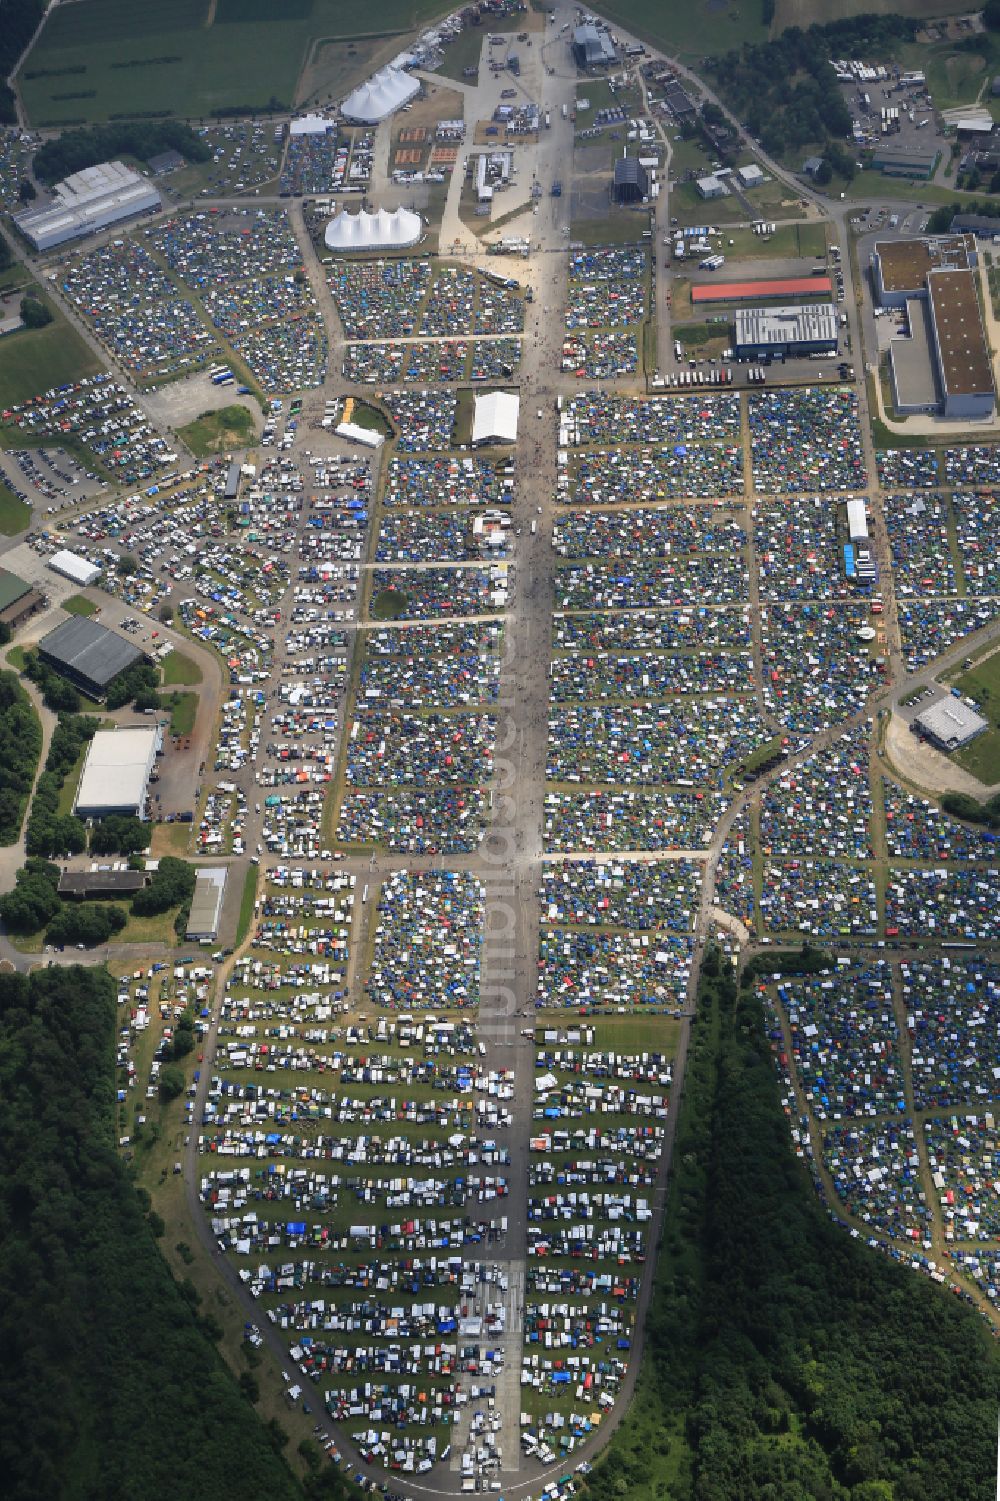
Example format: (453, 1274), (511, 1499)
(38, 615), (146, 699)
(573, 24), (616, 68)
(612, 157), (649, 204)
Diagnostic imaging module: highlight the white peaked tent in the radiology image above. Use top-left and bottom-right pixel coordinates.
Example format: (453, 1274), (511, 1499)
(341, 66), (420, 124)
(324, 205), (422, 252)
(472, 391), (520, 446)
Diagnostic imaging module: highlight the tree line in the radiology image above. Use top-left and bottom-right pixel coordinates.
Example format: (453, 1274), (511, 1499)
(32, 119), (210, 184)
(583, 950), (1000, 1501)
(706, 13), (918, 164)
(0, 669), (42, 845)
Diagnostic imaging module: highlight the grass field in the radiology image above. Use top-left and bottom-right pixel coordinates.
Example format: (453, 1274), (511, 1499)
(19, 0), (457, 125)
(722, 220), (827, 260)
(0, 481), (30, 536)
(234, 865), (258, 948)
(671, 180), (747, 226)
(166, 691), (198, 737)
(432, 25), (486, 83)
(0, 303), (104, 412)
(115, 907), (180, 947)
(178, 405), (256, 458)
(896, 32), (1000, 114)
(162, 651), (202, 688)
(570, 213), (647, 246)
(951, 650), (1000, 787)
(594, 0), (768, 63)
(56, 743), (89, 818)
(63, 593), (98, 617)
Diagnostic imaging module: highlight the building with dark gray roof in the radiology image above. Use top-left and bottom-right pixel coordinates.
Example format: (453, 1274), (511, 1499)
(612, 157), (649, 204)
(39, 615), (145, 699)
(573, 24), (616, 68)
(147, 150), (184, 176)
(58, 868), (148, 898)
(952, 212), (1000, 236)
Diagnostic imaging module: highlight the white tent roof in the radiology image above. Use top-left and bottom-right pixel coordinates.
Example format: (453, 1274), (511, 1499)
(324, 205), (421, 252)
(341, 66), (419, 123)
(472, 391), (520, 445)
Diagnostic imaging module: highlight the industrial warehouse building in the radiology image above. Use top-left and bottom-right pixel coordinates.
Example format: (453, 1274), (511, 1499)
(691, 275), (833, 306)
(874, 236), (995, 420)
(74, 726), (160, 819)
(914, 697), (989, 752)
(872, 234), (977, 307)
(733, 303), (838, 358)
(186, 867), (228, 941)
(612, 157), (649, 204)
(14, 161), (161, 252)
(39, 615), (145, 699)
(572, 24), (616, 68)
(871, 146), (939, 179)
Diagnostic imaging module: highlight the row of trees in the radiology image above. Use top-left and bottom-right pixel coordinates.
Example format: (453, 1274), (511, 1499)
(32, 119), (209, 183)
(23, 650), (90, 714)
(706, 13), (917, 162)
(24, 713), (97, 859)
(0, 670), (42, 845)
(585, 951), (1000, 1500)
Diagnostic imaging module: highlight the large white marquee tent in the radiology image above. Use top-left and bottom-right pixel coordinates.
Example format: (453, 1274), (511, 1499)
(324, 205), (422, 252)
(341, 66), (419, 124)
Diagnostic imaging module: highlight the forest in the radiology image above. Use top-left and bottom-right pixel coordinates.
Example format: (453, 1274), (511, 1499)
(0, 669), (42, 845)
(32, 119), (210, 183)
(706, 13), (917, 162)
(584, 953), (1000, 1501)
(0, 966), (307, 1500)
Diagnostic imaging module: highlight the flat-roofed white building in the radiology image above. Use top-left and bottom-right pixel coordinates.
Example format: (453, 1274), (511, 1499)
(14, 160), (161, 252)
(74, 726), (160, 819)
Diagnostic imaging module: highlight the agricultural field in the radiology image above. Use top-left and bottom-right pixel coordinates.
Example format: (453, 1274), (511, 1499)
(18, 0), (458, 126)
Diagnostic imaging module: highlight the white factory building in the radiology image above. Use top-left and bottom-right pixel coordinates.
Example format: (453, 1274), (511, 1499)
(14, 160), (161, 252)
(341, 66), (420, 124)
(74, 726), (161, 819)
(324, 205), (421, 252)
(733, 303), (838, 358)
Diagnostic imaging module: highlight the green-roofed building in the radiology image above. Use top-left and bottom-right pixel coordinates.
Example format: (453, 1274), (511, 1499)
(0, 569), (44, 630)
